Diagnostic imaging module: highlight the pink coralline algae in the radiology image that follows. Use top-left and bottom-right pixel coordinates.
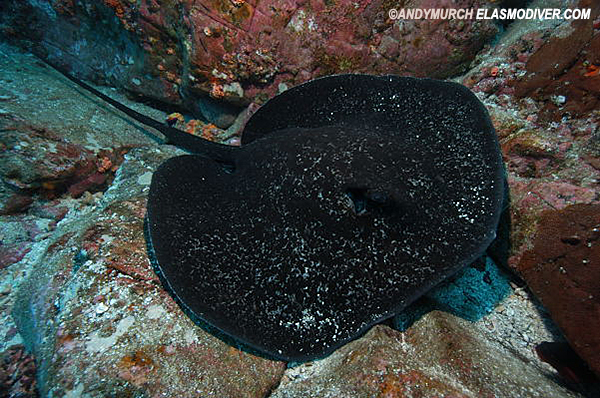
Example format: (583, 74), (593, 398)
(518, 204), (600, 379)
(0, 116), (130, 199)
(0, 345), (38, 398)
(0, 194), (33, 216)
(511, 0), (600, 122)
(6, 0), (498, 113)
(0, 244), (32, 270)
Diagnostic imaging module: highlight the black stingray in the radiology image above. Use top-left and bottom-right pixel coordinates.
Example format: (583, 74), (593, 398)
(42, 61), (504, 361)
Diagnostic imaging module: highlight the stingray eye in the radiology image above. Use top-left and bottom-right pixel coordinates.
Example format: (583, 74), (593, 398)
(345, 187), (367, 215)
(367, 191), (388, 204)
(345, 188), (392, 215)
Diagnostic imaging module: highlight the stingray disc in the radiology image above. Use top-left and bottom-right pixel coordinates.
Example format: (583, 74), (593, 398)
(146, 75), (504, 361)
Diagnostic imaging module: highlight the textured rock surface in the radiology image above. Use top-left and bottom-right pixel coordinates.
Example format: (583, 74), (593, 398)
(273, 312), (578, 398)
(0, 345), (38, 398)
(511, 0), (600, 121)
(461, 0), (600, 273)
(0, 0), (499, 125)
(0, 115), (130, 199)
(518, 204), (600, 378)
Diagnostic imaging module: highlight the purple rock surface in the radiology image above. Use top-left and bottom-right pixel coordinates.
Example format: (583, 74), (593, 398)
(1, 0), (498, 125)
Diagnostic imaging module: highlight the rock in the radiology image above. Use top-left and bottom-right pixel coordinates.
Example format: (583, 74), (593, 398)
(501, 129), (563, 178)
(517, 204), (600, 378)
(272, 312), (579, 398)
(0, 0), (498, 119)
(0, 115), (128, 199)
(0, 244), (32, 270)
(0, 215), (46, 270)
(0, 194), (33, 215)
(0, 344), (38, 398)
(2, 45), (290, 396)
(0, 116), (96, 194)
(457, 1), (600, 279)
(193, 95), (242, 129)
(512, 0), (600, 121)
(584, 125), (600, 170)
(536, 341), (599, 384)
(507, 176), (599, 271)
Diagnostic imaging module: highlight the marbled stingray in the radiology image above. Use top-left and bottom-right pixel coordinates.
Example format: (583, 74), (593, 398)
(44, 63), (504, 361)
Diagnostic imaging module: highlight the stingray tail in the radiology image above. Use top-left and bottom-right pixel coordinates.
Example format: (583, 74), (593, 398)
(37, 54), (238, 164)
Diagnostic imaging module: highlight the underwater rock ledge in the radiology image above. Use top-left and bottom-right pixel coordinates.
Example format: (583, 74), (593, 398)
(0, 0), (498, 125)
